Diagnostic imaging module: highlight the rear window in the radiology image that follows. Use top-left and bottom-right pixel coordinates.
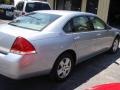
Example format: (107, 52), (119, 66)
(9, 13), (61, 31)
(25, 2), (50, 12)
(16, 2), (24, 11)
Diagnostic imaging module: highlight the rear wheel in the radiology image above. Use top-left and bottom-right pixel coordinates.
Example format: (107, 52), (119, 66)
(109, 38), (119, 53)
(50, 53), (74, 81)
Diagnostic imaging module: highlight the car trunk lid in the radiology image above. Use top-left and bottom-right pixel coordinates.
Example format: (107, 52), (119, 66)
(0, 24), (41, 53)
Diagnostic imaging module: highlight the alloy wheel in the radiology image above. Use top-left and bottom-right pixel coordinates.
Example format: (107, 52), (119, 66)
(57, 58), (72, 79)
(113, 39), (119, 52)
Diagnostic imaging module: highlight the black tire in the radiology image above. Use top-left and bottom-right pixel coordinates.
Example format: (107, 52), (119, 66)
(109, 37), (119, 53)
(50, 52), (75, 82)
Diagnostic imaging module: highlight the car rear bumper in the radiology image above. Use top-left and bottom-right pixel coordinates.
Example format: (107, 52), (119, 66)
(0, 53), (22, 79)
(0, 53), (50, 79)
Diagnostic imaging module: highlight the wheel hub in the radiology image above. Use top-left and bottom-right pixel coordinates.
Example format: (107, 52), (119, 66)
(57, 58), (72, 79)
(113, 39), (119, 52)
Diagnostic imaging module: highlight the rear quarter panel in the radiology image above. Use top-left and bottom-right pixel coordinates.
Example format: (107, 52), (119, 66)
(22, 33), (76, 74)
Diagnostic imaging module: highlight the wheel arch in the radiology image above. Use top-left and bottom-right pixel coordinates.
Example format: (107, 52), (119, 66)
(50, 49), (77, 81)
(56, 49), (77, 64)
(51, 49), (77, 71)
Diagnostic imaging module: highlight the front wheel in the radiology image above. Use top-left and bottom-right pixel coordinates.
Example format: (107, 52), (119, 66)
(50, 53), (74, 81)
(109, 38), (119, 53)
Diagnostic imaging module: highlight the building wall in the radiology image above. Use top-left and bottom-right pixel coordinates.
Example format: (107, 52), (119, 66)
(97, 0), (110, 22)
(81, 0), (110, 22)
(47, 0), (110, 22)
(81, 0), (87, 12)
(47, 0), (54, 9)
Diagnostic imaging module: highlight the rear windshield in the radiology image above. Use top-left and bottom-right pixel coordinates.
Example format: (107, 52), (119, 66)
(25, 2), (50, 12)
(9, 13), (61, 31)
(16, 2), (24, 11)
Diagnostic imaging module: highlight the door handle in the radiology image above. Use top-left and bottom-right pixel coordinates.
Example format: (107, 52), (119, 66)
(74, 36), (80, 40)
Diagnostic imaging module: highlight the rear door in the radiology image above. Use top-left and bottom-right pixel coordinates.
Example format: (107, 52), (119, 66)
(71, 16), (99, 60)
(63, 15), (100, 61)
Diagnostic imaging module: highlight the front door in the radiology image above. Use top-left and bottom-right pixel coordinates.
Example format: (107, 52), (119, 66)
(89, 16), (113, 51)
(71, 16), (98, 61)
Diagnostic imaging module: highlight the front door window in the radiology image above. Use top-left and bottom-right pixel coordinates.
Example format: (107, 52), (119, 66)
(90, 17), (106, 30)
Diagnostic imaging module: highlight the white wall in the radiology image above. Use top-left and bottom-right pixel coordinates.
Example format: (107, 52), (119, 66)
(97, 0), (110, 22)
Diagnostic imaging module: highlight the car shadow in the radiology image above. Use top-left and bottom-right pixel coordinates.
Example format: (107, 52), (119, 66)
(0, 50), (120, 90)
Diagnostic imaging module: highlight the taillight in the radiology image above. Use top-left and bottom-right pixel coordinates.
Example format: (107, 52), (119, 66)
(10, 37), (36, 55)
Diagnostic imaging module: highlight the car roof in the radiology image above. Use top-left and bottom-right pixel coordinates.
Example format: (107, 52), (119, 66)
(35, 10), (96, 16)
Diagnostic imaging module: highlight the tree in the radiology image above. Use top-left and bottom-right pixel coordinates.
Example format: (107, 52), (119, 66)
(0, 0), (14, 4)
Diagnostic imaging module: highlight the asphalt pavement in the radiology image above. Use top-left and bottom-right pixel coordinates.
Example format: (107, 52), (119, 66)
(0, 19), (120, 90)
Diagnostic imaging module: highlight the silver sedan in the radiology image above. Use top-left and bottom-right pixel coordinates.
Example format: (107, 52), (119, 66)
(0, 10), (119, 81)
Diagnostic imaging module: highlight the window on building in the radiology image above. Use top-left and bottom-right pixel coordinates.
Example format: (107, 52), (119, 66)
(55, 0), (82, 11)
(56, 0), (65, 10)
(71, 0), (82, 11)
(16, 2), (24, 11)
(86, 0), (99, 14)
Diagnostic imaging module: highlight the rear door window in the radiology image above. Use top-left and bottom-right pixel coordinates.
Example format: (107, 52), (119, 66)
(63, 20), (73, 33)
(72, 16), (93, 32)
(63, 16), (93, 33)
